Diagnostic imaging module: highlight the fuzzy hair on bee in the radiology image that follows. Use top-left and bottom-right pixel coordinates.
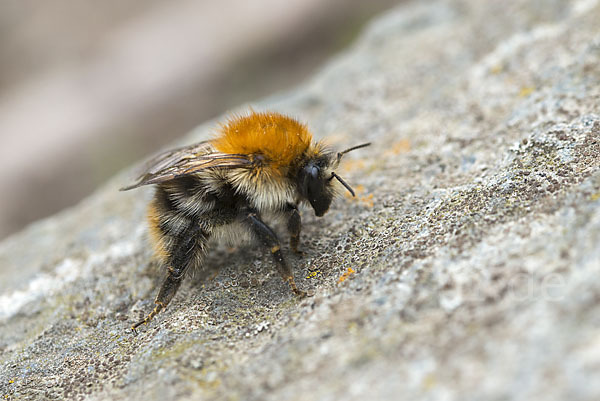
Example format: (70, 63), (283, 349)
(122, 110), (370, 332)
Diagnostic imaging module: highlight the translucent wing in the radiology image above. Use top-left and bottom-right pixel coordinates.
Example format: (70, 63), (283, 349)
(120, 141), (252, 191)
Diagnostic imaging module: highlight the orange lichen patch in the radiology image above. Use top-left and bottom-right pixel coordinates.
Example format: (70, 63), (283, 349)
(340, 158), (366, 173)
(344, 184), (365, 198)
(146, 204), (169, 263)
(343, 185), (373, 207)
(358, 193), (374, 208)
(213, 111), (312, 169)
(338, 267), (355, 283)
(519, 86), (535, 97)
(384, 139), (411, 156)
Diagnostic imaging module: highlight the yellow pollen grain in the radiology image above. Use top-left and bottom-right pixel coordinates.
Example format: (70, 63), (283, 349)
(519, 86), (535, 97)
(490, 64), (503, 74)
(306, 270), (321, 279)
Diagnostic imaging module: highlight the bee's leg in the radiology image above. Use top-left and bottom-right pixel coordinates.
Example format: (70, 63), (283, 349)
(284, 203), (303, 255)
(132, 226), (207, 333)
(243, 210), (308, 297)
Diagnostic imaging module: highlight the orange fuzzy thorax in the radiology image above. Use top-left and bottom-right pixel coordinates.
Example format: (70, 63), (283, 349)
(212, 111), (313, 170)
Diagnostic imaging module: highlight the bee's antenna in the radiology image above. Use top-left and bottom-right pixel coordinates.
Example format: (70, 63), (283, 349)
(330, 172), (356, 197)
(336, 142), (371, 163)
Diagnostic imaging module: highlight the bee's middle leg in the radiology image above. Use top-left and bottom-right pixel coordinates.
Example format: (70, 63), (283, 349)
(243, 210), (307, 297)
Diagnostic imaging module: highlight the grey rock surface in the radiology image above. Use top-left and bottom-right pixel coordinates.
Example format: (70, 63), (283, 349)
(2, 0), (600, 400)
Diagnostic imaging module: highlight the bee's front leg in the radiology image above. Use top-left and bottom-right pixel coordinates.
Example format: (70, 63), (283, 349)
(243, 209), (308, 298)
(284, 203), (303, 255)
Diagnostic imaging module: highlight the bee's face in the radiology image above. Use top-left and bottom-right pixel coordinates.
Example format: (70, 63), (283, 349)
(297, 155), (336, 217)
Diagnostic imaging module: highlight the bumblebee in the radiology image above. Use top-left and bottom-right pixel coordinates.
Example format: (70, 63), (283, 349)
(122, 110), (369, 332)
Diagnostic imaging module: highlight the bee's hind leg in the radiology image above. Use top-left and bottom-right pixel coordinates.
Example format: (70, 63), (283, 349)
(131, 225), (208, 334)
(131, 272), (183, 333)
(243, 209), (308, 298)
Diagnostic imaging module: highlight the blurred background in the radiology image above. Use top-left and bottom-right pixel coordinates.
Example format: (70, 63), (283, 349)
(0, 0), (399, 240)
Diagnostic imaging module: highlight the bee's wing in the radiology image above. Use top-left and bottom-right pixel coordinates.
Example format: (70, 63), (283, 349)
(120, 141), (252, 191)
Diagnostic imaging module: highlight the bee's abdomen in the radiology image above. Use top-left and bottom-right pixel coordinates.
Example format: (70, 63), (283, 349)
(147, 181), (210, 268)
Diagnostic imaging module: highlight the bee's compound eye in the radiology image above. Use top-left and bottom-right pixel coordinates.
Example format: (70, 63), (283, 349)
(303, 163), (320, 180)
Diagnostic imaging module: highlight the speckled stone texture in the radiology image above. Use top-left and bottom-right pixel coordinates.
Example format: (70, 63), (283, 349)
(2, 0), (600, 400)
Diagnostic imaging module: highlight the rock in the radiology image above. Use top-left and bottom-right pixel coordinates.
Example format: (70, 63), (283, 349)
(1, 0), (600, 400)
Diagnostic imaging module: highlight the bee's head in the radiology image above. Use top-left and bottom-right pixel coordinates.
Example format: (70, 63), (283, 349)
(297, 142), (370, 217)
